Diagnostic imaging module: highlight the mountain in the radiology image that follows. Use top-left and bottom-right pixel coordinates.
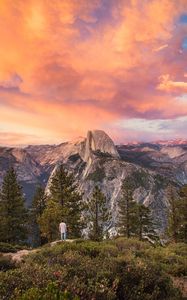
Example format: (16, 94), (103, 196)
(117, 142), (187, 185)
(155, 139), (187, 146)
(0, 147), (45, 206)
(0, 130), (187, 233)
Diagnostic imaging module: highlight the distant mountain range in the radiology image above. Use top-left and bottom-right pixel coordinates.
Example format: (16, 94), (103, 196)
(125, 139), (187, 146)
(1, 130), (187, 233)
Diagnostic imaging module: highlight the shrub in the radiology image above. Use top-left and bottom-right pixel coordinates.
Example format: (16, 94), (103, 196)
(0, 242), (28, 253)
(0, 254), (15, 271)
(14, 282), (79, 300)
(0, 242), (18, 253)
(0, 239), (185, 300)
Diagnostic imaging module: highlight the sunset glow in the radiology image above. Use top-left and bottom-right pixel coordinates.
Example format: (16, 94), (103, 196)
(0, 0), (187, 145)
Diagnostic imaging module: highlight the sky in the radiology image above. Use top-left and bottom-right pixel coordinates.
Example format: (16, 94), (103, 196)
(0, 0), (187, 146)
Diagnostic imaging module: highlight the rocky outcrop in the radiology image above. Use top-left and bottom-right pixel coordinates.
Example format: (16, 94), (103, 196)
(83, 130), (120, 162)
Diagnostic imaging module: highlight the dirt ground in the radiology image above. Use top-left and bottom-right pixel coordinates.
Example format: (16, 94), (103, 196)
(2, 239), (75, 262)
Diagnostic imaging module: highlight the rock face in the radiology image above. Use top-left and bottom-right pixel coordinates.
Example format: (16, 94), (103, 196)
(83, 130), (120, 162)
(117, 143), (187, 185)
(0, 130), (187, 232)
(0, 147), (44, 206)
(60, 150), (170, 233)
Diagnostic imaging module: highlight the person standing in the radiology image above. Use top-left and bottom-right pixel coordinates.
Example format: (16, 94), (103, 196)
(59, 221), (67, 241)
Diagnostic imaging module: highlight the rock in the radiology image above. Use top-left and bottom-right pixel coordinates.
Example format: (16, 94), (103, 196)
(1, 131), (187, 233)
(3, 249), (38, 262)
(83, 130), (120, 162)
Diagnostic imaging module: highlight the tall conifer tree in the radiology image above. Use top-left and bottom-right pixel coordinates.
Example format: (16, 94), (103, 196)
(86, 186), (111, 241)
(0, 168), (27, 244)
(167, 183), (187, 243)
(29, 185), (46, 246)
(41, 165), (83, 239)
(179, 185), (187, 243)
(118, 176), (158, 241)
(118, 177), (137, 238)
(38, 199), (62, 242)
(166, 184), (181, 242)
(135, 203), (158, 241)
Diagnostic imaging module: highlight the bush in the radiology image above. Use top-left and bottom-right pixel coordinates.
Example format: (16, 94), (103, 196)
(0, 254), (15, 271)
(0, 239), (185, 300)
(0, 242), (18, 253)
(14, 282), (79, 300)
(0, 242), (28, 253)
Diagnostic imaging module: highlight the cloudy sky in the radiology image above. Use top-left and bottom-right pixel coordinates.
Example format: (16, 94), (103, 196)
(0, 0), (187, 146)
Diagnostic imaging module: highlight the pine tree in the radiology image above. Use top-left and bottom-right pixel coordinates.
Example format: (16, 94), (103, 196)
(86, 186), (111, 241)
(118, 175), (158, 241)
(32, 185), (46, 217)
(38, 200), (62, 242)
(29, 185), (46, 246)
(117, 177), (137, 238)
(135, 203), (158, 241)
(179, 185), (187, 243)
(167, 184), (187, 243)
(0, 167), (27, 244)
(46, 165), (83, 238)
(166, 184), (182, 242)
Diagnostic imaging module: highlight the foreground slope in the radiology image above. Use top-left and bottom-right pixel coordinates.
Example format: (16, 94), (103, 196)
(0, 238), (186, 299)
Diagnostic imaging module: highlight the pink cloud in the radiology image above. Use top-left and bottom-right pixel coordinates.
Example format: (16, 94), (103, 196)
(0, 0), (187, 144)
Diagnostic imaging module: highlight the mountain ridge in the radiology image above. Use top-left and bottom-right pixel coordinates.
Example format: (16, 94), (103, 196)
(0, 130), (187, 233)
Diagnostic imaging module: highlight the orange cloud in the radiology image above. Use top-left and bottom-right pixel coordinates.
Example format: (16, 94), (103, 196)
(0, 0), (187, 145)
(158, 74), (187, 92)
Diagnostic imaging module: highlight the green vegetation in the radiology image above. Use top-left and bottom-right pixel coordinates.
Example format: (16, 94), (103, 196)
(29, 185), (46, 246)
(0, 168), (27, 244)
(118, 176), (157, 240)
(93, 150), (112, 159)
(87, 167), (106, 182)
(38, 199), (63, 242)
(0, 242), (28, 253)
(0, 238), (186, 299)
(0, 166), (187, 299)
(85, 186), (111, 240)
(133, 170), (150, 189)
(118, 177), (137, 238)
(0, 254), (16, 272)
(39, 165), (84, 241)
(153, 174), (167, 191)
(178, 185), (187, 242)
(134, 203), (158, 241)
(167, 184), (187, 243)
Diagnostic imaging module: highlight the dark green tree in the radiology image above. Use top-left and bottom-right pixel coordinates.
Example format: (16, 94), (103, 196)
(0, 167), (27, 244)
(86, 186), (111, 241)
(29, 185), (46, 246)
(178, 185), (187, 243)
(166, 184), (182, 242)
(135, 203), (158, 241)
(167, 184), (187, 243)
(32, 185), (46, 217)
(47, 165), (83, 238)
(117, 177), (137, 238)
(38, 199), (62, 242)
(118, 175), (159, 241)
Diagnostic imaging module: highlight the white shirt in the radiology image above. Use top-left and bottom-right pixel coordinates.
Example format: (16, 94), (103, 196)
(59, 222), (67, 233)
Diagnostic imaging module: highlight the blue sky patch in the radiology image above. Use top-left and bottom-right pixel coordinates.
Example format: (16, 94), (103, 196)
(179, 14), (187, 23)
(182, 37), (187, 49)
